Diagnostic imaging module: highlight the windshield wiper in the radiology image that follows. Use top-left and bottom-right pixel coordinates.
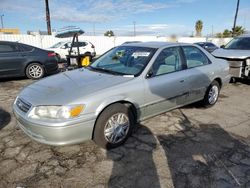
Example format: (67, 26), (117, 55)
(87, 66), (125, 75)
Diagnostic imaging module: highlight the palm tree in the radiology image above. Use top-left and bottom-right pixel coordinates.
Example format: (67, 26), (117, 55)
(232, 26), (245, 36)
(195, 20), (203, 37)
(104, 30), (115, 37)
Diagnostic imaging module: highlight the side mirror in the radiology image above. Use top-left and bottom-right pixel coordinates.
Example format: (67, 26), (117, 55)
(146, 70), (154, 78)
(220, 45), (225, 48)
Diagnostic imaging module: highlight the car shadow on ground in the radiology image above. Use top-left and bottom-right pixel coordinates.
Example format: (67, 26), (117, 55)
(237, 79), (250, 86)
(157, 110), (250, 187)
(0, 77), (27, 82)
(0, 108), (11, 130)
(106, 124), (161, 188)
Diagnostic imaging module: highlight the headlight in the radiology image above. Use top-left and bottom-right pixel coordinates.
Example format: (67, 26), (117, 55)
(28, 105), (84, 120)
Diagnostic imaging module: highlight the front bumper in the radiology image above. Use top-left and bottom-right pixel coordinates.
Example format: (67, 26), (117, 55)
(13, 105), (96, 146)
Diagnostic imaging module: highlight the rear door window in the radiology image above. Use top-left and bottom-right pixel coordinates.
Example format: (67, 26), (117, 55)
(72, 42), (87, 47)
(206, 43), (216, 47)
(182, 46), (210, 68)
(19, 44), (34, 52)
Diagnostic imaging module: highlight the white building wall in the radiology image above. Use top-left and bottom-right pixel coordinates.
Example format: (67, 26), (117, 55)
(0, 34), (232, 55)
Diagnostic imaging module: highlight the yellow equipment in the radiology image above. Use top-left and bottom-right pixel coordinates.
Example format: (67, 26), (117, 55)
(81, 56), (90, 67)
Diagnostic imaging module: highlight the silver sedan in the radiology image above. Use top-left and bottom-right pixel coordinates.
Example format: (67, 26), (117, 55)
(13, 42), (231, 149)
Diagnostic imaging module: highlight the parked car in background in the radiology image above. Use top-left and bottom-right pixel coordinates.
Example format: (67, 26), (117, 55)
(0, 41), (58, 79)
(212, 35), (250, 81)
(48, 40), (96, 61)
(122, 41), (141, 45)
(194, 42), (219, 53)
(13, 42), (230, 149)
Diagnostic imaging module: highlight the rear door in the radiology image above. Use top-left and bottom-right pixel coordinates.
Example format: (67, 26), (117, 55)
(143, 46), (189, 118)
(0, 42), (26, 77)
(181, 45), (213, 102)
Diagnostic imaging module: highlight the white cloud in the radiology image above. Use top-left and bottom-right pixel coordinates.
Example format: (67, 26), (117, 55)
(0, 0), (42, 13)
(105, 23), (187, 36)
(49, 0), (172, 23)
(0, 0), (196, 23)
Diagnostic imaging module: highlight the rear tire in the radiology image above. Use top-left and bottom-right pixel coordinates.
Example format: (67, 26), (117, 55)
(202, 80), (220, 107)
(25, 63), (45, 79)
(93, 103), (135, 149)
(230, 77), (237, 83)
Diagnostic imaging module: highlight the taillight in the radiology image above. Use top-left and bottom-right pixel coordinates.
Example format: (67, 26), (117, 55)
(48, 52), (56, 57)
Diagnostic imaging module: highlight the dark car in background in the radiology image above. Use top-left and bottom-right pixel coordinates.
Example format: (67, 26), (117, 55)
(194, 42), (219, 53)
(0, 41), (59, 79)
(212, 35), (250, 81)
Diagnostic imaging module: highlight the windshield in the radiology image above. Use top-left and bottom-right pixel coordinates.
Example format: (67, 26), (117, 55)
(225, 37), (250, 50)
(90, 46), (156, 76)
(50, 42), (65, 48)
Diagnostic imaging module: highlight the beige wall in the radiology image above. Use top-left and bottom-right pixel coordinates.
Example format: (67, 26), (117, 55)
(0, 28), (20, 34)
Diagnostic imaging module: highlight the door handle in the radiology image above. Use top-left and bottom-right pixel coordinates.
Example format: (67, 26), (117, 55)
(180, 79), (185, 83)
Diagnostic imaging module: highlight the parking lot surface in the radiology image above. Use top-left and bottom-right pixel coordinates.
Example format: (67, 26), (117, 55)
(0, 78), (250, 188)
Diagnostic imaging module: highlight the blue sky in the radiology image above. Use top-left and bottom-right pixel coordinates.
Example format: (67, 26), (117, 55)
(0, 0), (250, 36)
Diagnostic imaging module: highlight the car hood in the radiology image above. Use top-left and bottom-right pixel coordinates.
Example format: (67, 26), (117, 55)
(212, 48), (250, 59)
(19, 69), (134, 106)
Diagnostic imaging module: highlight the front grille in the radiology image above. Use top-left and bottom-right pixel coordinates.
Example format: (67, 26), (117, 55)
(16, 98), (32, 113)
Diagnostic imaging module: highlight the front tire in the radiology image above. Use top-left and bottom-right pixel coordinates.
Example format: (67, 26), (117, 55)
(25, 63), (45, 79)
(202, 80), (220, 107)
(93, 103), (135, 149)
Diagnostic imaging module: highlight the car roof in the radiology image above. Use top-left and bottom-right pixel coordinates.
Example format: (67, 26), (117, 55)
(194, 42), (204, 44)
(237, 34), (250, 38)
(121, 41), (185, 48)
(0, 41), (19, 44)
(0, 41), (35, 47)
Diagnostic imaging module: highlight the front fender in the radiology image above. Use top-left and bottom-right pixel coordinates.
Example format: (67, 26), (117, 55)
(94, 95), (136, 116)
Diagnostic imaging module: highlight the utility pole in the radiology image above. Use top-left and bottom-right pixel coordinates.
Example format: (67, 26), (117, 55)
(211, 25), (214, 37)
(133, 21), (136, 37)
(232, 0), (240, 37)
(0, 14), (4, 28)
(93, 23), (96, 36)
(45, 0), (52, 35)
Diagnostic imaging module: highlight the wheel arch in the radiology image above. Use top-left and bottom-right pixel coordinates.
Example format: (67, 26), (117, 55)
(24, 61), (46, 78)
(91, 100), (138, 139)
(84, 51), (92, 57)
(213, 77), (222, 88)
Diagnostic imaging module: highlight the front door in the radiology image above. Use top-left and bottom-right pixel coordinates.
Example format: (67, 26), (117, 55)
(143, 46), (188, 119)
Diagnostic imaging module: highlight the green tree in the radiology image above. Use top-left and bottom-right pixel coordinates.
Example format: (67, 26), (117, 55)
(195, 20), (203, 37)
(232, 26), (245, 36)
(222, 29), (232, 37)
(104, 30), (115, 37)
(216, 33), (223, 38)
